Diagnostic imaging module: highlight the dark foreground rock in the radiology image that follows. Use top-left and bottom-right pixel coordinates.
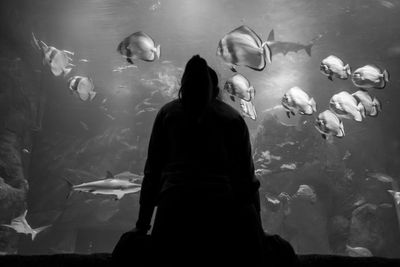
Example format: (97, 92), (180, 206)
(0, 253), (400, 267)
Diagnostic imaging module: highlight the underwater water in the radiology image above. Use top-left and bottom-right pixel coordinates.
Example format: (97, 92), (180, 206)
(0, 0), (400, 258)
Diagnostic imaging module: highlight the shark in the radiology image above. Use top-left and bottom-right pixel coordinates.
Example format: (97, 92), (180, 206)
(64, 171), (142, 200)
(266, 30), (313, 58)
(1, 210), (51, 241)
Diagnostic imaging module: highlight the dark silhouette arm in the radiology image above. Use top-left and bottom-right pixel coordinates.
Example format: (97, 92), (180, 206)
(135, 110), (165, 231)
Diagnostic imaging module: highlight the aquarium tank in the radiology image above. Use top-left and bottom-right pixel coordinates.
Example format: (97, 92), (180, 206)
(0, 0), (399, 258)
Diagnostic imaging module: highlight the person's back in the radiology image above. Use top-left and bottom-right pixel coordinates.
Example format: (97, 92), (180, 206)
(135, 55), (264, 266)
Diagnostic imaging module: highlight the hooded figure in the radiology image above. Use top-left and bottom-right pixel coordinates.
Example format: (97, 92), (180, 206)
(122, 55), (267, 266)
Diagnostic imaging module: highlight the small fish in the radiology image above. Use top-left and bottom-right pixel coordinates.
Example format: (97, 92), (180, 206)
(32, 33), (74, 77)
(106, 114), (116, 120)
(117, 31), (161, 65)
(351, 65), (389, 89)
(64, 171), (141, 200)
(294, 185), (316, 203)
(280, 163), (297, 170)
(352, 90), (382, 117)
(345, 245), (373, 257)
(240, 99), (257, 120)
(315, 110), (345, 140)
(22, 148), (30, 154)
(329, 91), (365, 122)
(79, 59), (90, 63)
(320, 55), (351, 80)
(281, 87), (317, 118)
(1, 210), (51, 241)
(68, 76), (97, 101)
(379, 203), (393, 209)
(217, 25), (272, 72)
(388, 190), (400, 205)
(224, 73), (255, 102)
(80, 121), (89, 131)
(276, 141), (296, 148)
(101, 98), (107, 104)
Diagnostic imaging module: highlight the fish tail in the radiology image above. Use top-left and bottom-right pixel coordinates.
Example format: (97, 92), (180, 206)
(63, 68), (72, 77)
(356, 102), (366, 120)
(31, 32), (41, 50)
(89, 91), (97, 101)
(156, 44), (161, 59)
(344, 64), (352, 76)
(383, 70), (390, 82)
(373, 97), (382, 112)
(63, 178), (74, 199)
(305, 44), (312, 56)
(309, 97), (317, 112)
(63, 50), (74, 55)
(262, 42), (272, 63)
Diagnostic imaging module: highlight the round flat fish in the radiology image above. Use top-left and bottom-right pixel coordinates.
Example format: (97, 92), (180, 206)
(217, 25), (272, 72)
(351, 64), (389, 89)
(352, 90), (382, 117)
(315, 110), (345, 139)
(329, 91), (365, 122)
(117, 31), (161, 64)
(320, 55), (351, 80)
(224, 73), (255, 101)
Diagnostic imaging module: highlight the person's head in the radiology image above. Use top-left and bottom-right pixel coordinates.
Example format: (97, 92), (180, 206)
(178, 55), (214, 116)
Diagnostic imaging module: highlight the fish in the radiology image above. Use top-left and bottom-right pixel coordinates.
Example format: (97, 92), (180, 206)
(68, 76), (97, 101)
(22, 148), (30, 154)
(106, 114), (116, 120)
(352, 90), (382, 117)
(79, 59), (90, 63)
(345, 245), (373, 257)
(281, 87), (317, 118)
(240, 99), (257, 120)
(216, 25), (272, 72)
(367, 172), (394, 183)
(117, 31), (161, 65)
(264, 193), (281, 212)
(351, 65), (390, 89)
(315, 110), (345, 140)
(388, 190), (400, 205)
(280, 163), (297, 170)
(64, 171), (141, 200)
(343, 150), (351, 160)
(293, 184), (316, 203)
(320, 55), (351, 81)
(266, 29), (313, 58)
(329, 91), (365, 122)
(224, 73), (255, 102)
(1, 210), (51, 241)
(32, 33), (74, 77)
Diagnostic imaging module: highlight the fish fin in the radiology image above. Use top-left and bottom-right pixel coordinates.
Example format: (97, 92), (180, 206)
(106, 171), (114, 178)
(156, 44), (161, 59)
(127, 58), (134, 64)
(305, 44), (312, 56)
(321, 134), (327, 140)
(89, 91), (97, 101)
(63, 178), (74, 199)
(249, 86), (255, 100)
(373, 97), (382, 112)
(32, 225), (51, 240)
(309, 98), (317, 113)
(344, 64), (352, 76)
(115, 192), (124, 200)
(262, 43), (272, 63)
(63, 50), (74, 55)
(339, 121), (345, 137)
(328, 75), (333, 81)
(230, 95), (235, 102)
(267, 29), (275, 42)
(230, 65), (237, 72)
(383, 70), (390, 82)
(357, 102), (366, 119)
(63, 68), (72, 77)
(286, 111), (291, 118)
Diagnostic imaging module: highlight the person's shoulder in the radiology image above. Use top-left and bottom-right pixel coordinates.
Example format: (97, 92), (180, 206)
(159, 99), (182, 113)
(213, 99), (243, 120)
